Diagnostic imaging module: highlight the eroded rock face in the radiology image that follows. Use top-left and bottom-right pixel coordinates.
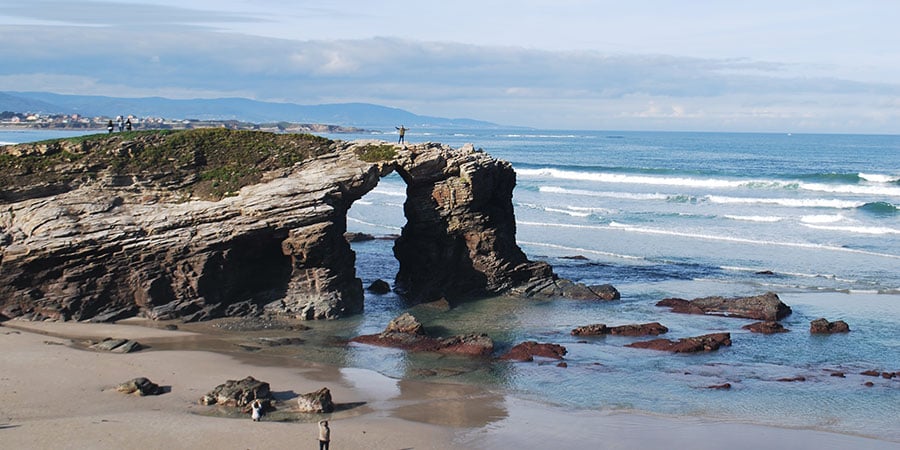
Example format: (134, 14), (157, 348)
(0, 135), (616, 322)
(656, 292), (792, 321)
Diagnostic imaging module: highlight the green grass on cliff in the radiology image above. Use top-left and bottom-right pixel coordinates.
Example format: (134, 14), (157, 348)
(0, 129), (334, 201)
(354, 143), (397, 162)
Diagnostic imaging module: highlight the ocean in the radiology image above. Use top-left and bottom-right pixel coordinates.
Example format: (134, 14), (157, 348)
(4, 128), (900, 441)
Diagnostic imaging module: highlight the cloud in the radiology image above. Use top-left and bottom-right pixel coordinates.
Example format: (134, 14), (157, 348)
(0, 19), (898, 132)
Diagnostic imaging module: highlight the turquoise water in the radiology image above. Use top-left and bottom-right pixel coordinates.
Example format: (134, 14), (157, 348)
(5, 128), (900, 440)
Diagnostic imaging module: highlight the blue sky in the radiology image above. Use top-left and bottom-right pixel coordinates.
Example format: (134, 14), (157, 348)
(1, 1), (899, 132)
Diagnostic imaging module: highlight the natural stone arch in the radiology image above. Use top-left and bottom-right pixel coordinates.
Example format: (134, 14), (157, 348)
(0, 138), (616, 323)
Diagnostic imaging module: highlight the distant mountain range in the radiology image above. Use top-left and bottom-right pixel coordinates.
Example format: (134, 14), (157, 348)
(0, 91), (500, 129)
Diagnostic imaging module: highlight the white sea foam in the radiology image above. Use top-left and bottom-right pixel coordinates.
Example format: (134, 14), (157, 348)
(368, 187), (406, 197)
(723, 215), (783, 223)
(800, 182), (900, 197)
(801, 224), (900, 235)
(517, 220), (900, 260)
(353, 200), (374, 206)
(516, 240), (644, 260)
(706, 195), (863, 209)
(859, 172), (900, 183)
(346, 216), (402, 231)
(519, 168), (752, 188)
(539, 186), (668, 201)
(543, 207), (592, 217)
(0, 141), (16, 146)
(800, 214), (845, 224)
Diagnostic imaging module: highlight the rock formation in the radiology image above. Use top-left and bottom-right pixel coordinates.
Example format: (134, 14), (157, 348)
(499, 341), (568, 361)
(350, 312), (494, 356)
(296, 387), (334, 413)
(200, 376), (271, 407)
(116, 377), (162, 396)
(656, 292), (792, 321)
(0, 130), (615, 322)
(571, 322), (668, 337)
(626, 332), (732, 353)
(742, 321), (789, 334)
(809, 318), (850, 334)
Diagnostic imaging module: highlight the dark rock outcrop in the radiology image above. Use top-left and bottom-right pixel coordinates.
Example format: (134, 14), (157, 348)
(656, 292), (791, 321)
(809, 318), (850, 334)
(0, 132), (615, 322)
(116, 377), (163, 396)
(351, 313), (494, 356)
(742, 321), (789, 334)
(626, 332), (732, 353)
(499, 341), (568, 361)
(572, 322), (668, 337)
(367, 279), (391, 295)
(296, 387), (334, 413)
(200, 376), (271, 407)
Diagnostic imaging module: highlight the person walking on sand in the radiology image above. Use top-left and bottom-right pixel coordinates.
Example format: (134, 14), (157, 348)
(318, 419), (331, 450)
(396, 125), (406, 144)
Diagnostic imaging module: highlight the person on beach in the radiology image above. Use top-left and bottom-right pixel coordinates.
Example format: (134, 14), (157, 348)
(250, 399), (263, 422)
(318, 420), (331, 450)
(396, 125), (406, 144)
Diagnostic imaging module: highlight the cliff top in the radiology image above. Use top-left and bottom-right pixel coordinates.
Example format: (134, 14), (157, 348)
(0, 129), (357, 203)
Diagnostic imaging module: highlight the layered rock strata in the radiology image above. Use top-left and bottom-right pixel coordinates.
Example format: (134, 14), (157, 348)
(1, 132), (608, 322)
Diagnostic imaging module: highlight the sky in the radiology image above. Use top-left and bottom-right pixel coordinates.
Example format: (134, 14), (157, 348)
(1, 0), (899, 133)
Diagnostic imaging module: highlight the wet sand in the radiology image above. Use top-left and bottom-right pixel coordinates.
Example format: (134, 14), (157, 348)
(1, 320), (897, 449)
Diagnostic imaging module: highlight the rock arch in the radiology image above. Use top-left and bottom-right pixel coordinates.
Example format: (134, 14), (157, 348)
(0, 140), (616, 322)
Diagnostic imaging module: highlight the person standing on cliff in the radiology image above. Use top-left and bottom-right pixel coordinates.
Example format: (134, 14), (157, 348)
(318, 420), (331, 450)
(107, 119), (114, 134)
(396, 125), (406, 144)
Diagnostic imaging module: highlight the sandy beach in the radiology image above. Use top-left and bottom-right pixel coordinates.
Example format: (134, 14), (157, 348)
(2, 320), (897, 450)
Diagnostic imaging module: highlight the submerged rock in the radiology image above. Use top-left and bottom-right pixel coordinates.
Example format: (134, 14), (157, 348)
(499, 341), (568, 362)
(626, 332), (732, 353)
(809, 318), (850, 334)
(351, 313), (494, 356)
(656, 292), (791, 321)
(572, 322), (668, 337)
(742, 321), (789, 334)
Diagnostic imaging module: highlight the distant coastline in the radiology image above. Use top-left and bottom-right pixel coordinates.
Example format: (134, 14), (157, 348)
(0, 117), (367, 134)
